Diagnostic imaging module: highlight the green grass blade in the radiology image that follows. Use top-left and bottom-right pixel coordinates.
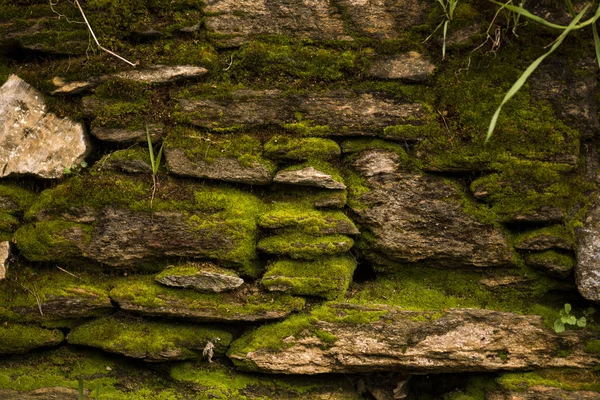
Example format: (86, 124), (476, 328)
(492, 1), (567, 29)
(486, 4), (590, 142)
(593, 21), (600, 68)
(95, 382), (100, 400)
(564, 0), (575, 17)
(154, 143), (164, 175)
(442, 20), (448, 58)
(449, 0), (458, 19)
(146, 125), (156, 172)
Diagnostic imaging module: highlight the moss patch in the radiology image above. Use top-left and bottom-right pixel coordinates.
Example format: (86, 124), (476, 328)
(496, 369), (600, 392)
(261, 255), (357, 299)
(258, 203), (357, 235)
(257, 233), (354, 259)
(264, 135), (341, 161)
(68, 315), (233, 361)
(0, 324), (64, 355)
(0, 184), (37, 214)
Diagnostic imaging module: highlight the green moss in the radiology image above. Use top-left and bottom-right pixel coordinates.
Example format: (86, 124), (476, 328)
(69, 315), (233, 360)
(258, 203), (357, 235)
(525, 251), (574, 272)
(340, 138), (409, 158)
(497, 369), (600, 392)
(512, 225), (575, 249)
(382, 120), (445, 143)
(442, 376), (498, 400)
(261, 255), (357, 299)
(155, 262), (240, 281)
(264, 135), (341, 161)
(585, 340), (600, 355)
(0, 184), (37, 214)
(109, 275), (305, 319)
(257, 233), (354, 259)
(265, 187), (347, 209)
(343, 167), (371, 210)
(14, 221), (93, 264)
(0, 212), (19, 232)
(0, 324), (64, 355)
(283, 121), (334, 137)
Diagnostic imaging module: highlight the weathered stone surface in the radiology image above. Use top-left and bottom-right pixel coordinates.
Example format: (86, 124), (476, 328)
(274, 167), (346, 190)
(488, 387), (600, 400)
(259, 205), (359, 235)
(350, 150), (401, 177)
(0, 75), (88, 179)
(51, 80), (93, 95)
(176, 90), (429, 136)
(525, 251), (574, 279)
(0, 242), (8, 280)
(204, 0), (351, 46)
(514, 229), (573, 251)
(91, 124), (164, 143)
(0, 387), (81, 400)
(350, 150), (513, 269)
(0, 324), (64, 356)
(110, 276), (305, 322)
(576, 200), (600, 301)
(229, 305), (600, 374)
(368, 52), (435, 81)
(68, 315), (233, 361)
(113, 65), (208, 84)
(479, 275), (535, 290)
(165, 148), (274, 185)
(155, 263), (244, 293)
(257, 234), (354, 259)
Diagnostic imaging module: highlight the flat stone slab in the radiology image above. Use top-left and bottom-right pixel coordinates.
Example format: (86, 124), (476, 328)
(229, 305), (600, 374)
(0, 242), (8, 280)
(368, 52), (435, 81)
(113, 65), (208, 84)
(0, 324), (64, 356)
(274, 167), (346, 190)
(155, 263), (244, 293)
(0, 75), (88, 179)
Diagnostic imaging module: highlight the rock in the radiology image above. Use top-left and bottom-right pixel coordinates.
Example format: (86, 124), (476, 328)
(576, 200), (600, 301)
(204, 0), (351, 47)
(110, 275), (305, 322)
(228, 305), (600, 374)
(91, 123), (164, 143)
(257, 233), (354, 259)
(51, 80), (93, 95)
(0, 324), (64, 356)
(368, 52), (435, 82)
(0, 75), (88, 179)
(274, 167), (346, 190)
(350, 150), (513, 269)
(176, 90), (429, 136)
(258, 204), (358, 235)
(68, 315), (233, 361)
(525, 251), (574, 279)
(0, 387), (82, 400)
(113, 65), (208, 84)
(264, 136), (341, 161)
(488, 387), (600, 400)
(479, 275), (535, 290)
(0, 242), (8, 280)
(155, 263), (244, 293)
(165, 148), (274, 185)
(514, 227), (574, 251)
(96, 148), (153, 174)
(261, 255), (357, 299)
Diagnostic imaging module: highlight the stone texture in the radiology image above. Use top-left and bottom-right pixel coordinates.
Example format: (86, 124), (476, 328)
(488, 387), (600, 400)
(0, 324), (64, 356)
(525, 251), (574, 279)
(350, 150), (513, 269)
(514, 231), (573, 251)
(274, 167), (346, 190)
(113, 65), (208, 84)
(229, 305), (600, 374)
(0, 242), (8, 280)
(0, 387), (82, 400)
(176, 90), (429, 136)
(0, 75), (88, 179)
(576, 200), (600, 301)
(368, 52), (435, 82)
(165, 148), (274, 185)
(91, 124), (164, 143)
(51, 80), (93, 95)
(155, 264), (244, 293)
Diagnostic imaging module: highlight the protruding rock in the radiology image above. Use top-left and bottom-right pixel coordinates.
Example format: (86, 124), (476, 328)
(51, 80), (93, 95)
(258, 233), (354, 259)
(526, 251), (574, 279)
(368, 52), (435, 82)
(576, 200), (600, 301)
(113, 65), (208, 84)
(274, 167), (346, 190)
(91, 124), (164, 143)
(259, 205), (358, 235)
(228, 305), (600, 374)
(350, 150), (513, 269)
(514, 227), (574, 251)
(68, 315), (233, 361)
(0, 241), (9, 280)
(155, 263), (244, 293)
(0, 324), (64, 356)
(0, 75), (88, 179)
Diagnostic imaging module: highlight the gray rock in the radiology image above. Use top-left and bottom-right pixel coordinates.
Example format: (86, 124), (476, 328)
(526, 251), (574, 279)
(576, 200), (600, 300)
(156, 264), (244, 293)
(488, 387), (600, 400)
(351, 150), (400, 177)
(368, 52), (435, 82)
(0, 75), (88, 179)
(350, 150), (513, 269)
(274, 167), (346, 190)
(51, 80), (93, 95)
(0, 241), (8, 280)
(91, 124), (163, 143)
(165, 148), (274, 185)
(514, 230), (573, 251)
(113, 65), (208, 84)
(229, 305), (600, 374)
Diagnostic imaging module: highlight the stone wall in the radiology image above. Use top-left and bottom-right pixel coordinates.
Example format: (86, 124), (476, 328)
(1, 0), (600, 398)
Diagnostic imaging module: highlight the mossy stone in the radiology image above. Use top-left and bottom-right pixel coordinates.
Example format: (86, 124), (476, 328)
(0, 324), (64, 355)
(264, 135), (341, 161)
(257, 233), (354, 259)
(259, 203), (358, 235)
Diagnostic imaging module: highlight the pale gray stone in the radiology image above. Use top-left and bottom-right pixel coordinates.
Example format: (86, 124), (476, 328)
(368, 52), (435, 82)
(0, 241), (9, 280)
(576, 200), (600, 301)
(113, 65), (208, 84)
(0, 75), (88, 179)
(156, 265), (244, 293)
(274, 167), (346, 190)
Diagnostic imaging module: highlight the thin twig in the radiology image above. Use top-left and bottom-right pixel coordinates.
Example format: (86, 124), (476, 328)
(19, 283), (43, 317)
(223, 54), (234, 71)
(73, 0), (137, 67)
(56, 266), (81, 280)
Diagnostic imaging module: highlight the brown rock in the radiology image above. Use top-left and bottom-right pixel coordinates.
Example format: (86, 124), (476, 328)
(368, 52), (435, 82)
(0, 241), (8, 280)
(489, 387), (600, 400)
(113, 65), (208, 84)
(350, 150), (513, 269)
(155, 263), (244, 293)
(0, 75), (88, 179)
(0, 387), (81, 400)
(91, 124), (164, 143)
(576, 199), (600, 301)
(165, 148), (274, 185)
(274, 167), (346, 190)
(229, 305), (600, 374)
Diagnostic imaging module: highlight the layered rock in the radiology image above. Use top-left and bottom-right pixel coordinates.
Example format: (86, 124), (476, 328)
(0, 75), (88, 179)
(0, 324), (64, 355)
(349, 150), (513, 269)
(274, 167), (346, 190)
(155, 263), (244, 293)
(0, 242), (8, 280)
(368, 52), (435, 81)
(229, 304), (599, 374)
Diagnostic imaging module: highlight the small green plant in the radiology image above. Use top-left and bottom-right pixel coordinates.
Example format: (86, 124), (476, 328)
(63, 161), (88, 176)
(554, 303), (587, 333)
(146, 125), (164, 208)
(425, 0), (460, 59)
